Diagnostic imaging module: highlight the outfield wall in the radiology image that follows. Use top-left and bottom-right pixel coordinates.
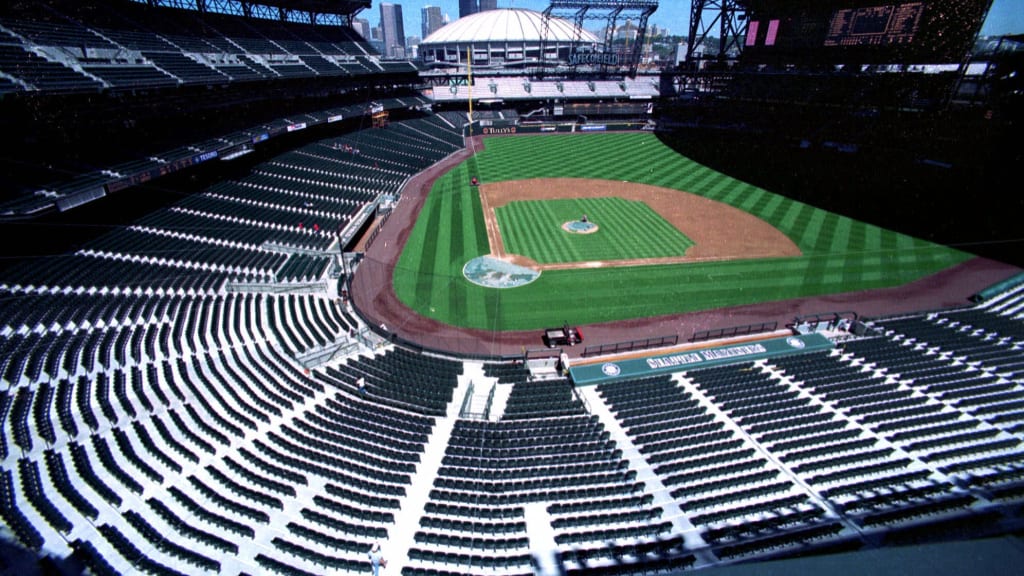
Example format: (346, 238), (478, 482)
(468, 120), (649, 136)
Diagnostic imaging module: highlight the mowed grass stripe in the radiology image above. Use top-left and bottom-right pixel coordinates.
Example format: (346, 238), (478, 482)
(682, 163), (728, 196)
(777, 201), (810, 238)
(477, 256), (865, 328)
(640, 153), (684, 187)
(737, 185), (768, 213)
(797, 209), (829, 253)
(496, 197), (693, 264)
(864, 224), (883, 259)
(517, 201), (560, 262)
(701, 174), (736, 203)
(829, 216), (852, 257)
(502, 198), (595, 263)
(615, 198), (693, 258)
(745, 189), (775, 217)
(431, 178), (456, 310)
(448, 186), (466, 318)
(760, 194), (787, 224)
(394, 132), (971, 330)
(461, 183), (489, 320)
(407, 176), (445, 307)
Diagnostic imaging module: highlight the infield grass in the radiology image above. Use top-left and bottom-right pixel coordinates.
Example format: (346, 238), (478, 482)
(496, 197), (694, 264)
(394, 132), (971, 331)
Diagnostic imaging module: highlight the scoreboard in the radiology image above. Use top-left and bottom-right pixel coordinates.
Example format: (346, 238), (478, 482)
(740, 0), (992, 65)
(824, 3), (926, 47)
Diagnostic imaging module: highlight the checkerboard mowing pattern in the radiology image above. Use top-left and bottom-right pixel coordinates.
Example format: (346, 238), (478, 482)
(496, 197), (694, 264)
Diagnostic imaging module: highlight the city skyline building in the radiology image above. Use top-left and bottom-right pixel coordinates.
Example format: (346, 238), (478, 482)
(379, 2), (406, 59)
(421, 5), (444, 39)
(352, 16), (371, 40)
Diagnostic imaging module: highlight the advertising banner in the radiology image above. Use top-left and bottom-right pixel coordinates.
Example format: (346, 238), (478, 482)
(570, 333), (833, 386)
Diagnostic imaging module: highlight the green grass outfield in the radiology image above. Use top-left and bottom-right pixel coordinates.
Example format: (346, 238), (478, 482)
(496, 197), (694, 264)
(394, 132), (971, 331)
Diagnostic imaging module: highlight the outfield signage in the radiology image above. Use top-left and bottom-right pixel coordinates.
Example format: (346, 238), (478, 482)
(481, 126), (517, 135)
(570, 333), (833, 386)
(192, 150), (218, 164)
(517, 124), (574, 134)
(569, 52), (619, 67)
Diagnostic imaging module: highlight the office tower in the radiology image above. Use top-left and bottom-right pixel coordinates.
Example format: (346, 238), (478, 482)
(459, 0), (477, 19)
(422, 5), (444, 39)
(479, 0), (498, 11)
(379, 2), (405, 59)
(352, 17), (371, 40)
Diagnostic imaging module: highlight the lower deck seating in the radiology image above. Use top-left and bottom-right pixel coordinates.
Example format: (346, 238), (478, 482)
(411, 379), (663, 575)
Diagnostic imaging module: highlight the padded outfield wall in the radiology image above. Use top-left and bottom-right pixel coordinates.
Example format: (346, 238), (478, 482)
(384, 132), (970, 332)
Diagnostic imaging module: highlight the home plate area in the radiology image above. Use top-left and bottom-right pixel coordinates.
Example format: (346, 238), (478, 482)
(462, 256), (540, 288)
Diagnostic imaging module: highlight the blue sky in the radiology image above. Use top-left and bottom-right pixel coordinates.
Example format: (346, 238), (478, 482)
(378, 0), (1023, 39)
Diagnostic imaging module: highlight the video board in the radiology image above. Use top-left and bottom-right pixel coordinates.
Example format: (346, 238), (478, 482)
(740, 0), (992, 64)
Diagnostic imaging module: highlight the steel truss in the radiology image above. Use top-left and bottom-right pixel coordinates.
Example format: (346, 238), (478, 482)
(141, 0), (368, 26)
(687, 0), (746, 64)
(539, 0), (659, 78)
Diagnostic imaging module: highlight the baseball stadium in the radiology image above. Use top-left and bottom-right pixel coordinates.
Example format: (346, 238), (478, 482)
(0, 1), (1022, 575)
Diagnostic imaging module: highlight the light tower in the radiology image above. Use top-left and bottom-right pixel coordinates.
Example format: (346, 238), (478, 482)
(686, 0), (746, 64)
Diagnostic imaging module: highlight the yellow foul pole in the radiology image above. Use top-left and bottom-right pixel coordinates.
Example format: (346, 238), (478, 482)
(467, 46), (473, 140)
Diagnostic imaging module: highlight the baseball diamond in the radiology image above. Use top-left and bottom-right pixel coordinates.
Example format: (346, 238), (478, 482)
(386, 132), (972, 333)
(482, 178), (796, 269)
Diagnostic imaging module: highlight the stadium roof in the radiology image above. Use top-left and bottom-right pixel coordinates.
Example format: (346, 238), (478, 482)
(240, 0), (370, 13)
(422, 8), (599, 45)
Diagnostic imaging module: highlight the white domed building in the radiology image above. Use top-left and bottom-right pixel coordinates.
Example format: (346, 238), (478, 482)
(419, 8), (601, 70)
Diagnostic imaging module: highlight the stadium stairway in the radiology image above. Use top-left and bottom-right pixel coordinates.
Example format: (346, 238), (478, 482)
(676, 360), (873, 542)
(37, 351), (350, 575)
(381, 367), (472, 573)
(576, 385), (711, 557)
(459, 362), (513, 421)
(584, 357), (891, 563)
(180, 374), (341, 575)
(456, 362), (491, 419)
(488, 380), (514, 422)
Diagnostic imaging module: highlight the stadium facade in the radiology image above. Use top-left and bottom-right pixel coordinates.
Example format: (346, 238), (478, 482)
(419, 8), (601, 69)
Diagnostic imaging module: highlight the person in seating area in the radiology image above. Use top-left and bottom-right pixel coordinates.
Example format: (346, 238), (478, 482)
(368, 542), (385, 575)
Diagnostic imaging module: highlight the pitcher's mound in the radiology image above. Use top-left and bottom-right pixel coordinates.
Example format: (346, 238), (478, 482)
(563, 220), (599, 234)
